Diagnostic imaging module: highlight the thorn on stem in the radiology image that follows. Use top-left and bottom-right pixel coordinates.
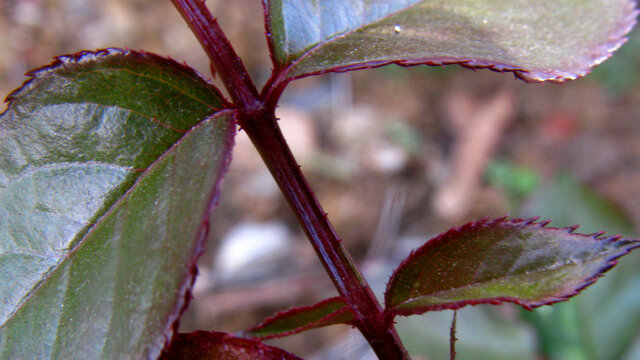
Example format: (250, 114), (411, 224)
(449, 310), (458, 360)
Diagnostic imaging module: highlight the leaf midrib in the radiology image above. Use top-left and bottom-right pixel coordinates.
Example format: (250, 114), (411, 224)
(0, 111), (227, 329)
(34, 66), (223, 113)
(395, 258), (602, 310)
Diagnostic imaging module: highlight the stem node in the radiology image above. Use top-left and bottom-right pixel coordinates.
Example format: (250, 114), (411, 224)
(172, 1), (410, 358)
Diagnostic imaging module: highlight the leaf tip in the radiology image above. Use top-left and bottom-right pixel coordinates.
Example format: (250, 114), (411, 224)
(385, 216), (640, 318)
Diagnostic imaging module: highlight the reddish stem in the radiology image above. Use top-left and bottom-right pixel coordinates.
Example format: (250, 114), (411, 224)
(172, 1), (409, 359)
(237, 110), (409, 360)
(172, 0), (259, 110)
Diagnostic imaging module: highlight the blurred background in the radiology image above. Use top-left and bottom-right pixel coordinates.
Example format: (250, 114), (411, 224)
(1, 1), (639, 359)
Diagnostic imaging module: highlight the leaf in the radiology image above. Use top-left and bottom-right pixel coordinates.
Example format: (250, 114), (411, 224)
(520, 250), (640, 360)
(384, 217), (640, 317)
(520, 176), (640, 360)
(0, 49), (235, 358)
(264, 0), (637, 83)
(161, 331), (302, 360)
(242, 296), (356, 339)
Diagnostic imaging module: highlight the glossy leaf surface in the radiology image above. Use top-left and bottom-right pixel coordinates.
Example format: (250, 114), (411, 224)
(243, 296), (355, 339)
(265, 0), (637, 83)
(385, 217), (640, 317)
(0, 49), (234, 358)
(162, 331), (302, 360)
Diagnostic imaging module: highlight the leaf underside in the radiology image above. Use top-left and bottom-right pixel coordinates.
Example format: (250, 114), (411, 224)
(161, 331), (302, 360)
(0, 49), (235, 359)
(265, 0), (637, 83)
(242, 296), (355, 340)
(385, 217), (640, 317)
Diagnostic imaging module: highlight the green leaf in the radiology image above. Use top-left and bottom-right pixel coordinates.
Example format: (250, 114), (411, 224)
(265, 0), (637, 83)
(384, 217), (640, 317)
(161, 331), (302, 360)
(242, 296), (355, 339)
(0, 49), (235, 358)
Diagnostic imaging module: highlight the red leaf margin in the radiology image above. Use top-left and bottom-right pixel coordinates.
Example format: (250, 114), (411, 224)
(261, 1), (638, 88)
(241, 296), (356, 340)
(384, 216), (640, 318)
(1, 47), (232, 116)
(158, 112), (237, 357)
(0, 48), (238, 357)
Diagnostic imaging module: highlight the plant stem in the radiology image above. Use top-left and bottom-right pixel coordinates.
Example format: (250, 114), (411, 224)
(171, 0), (260, 110)
(238, 111), (409, 360)
(172, 1), (409, 358)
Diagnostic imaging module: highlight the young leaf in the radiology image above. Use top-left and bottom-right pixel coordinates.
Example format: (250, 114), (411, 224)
(162, 331), (302, 360)
(0, 49), (235, 358)
(264, 0), (637, 83)
(242, 296), (356, 339)
(384, 217), (640, 317)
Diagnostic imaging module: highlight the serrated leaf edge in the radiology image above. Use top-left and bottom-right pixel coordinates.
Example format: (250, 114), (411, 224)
(0, 48), (233, 330)
(384, 216), (640, 318)
(1, 110), (237, 358)
(156, 110), (237, 356)
(265, 2), (638, 85)
(1, 48), (231, 117)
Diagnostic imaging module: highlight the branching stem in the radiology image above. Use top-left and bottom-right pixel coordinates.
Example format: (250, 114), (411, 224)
(172, 1), (409, 359)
